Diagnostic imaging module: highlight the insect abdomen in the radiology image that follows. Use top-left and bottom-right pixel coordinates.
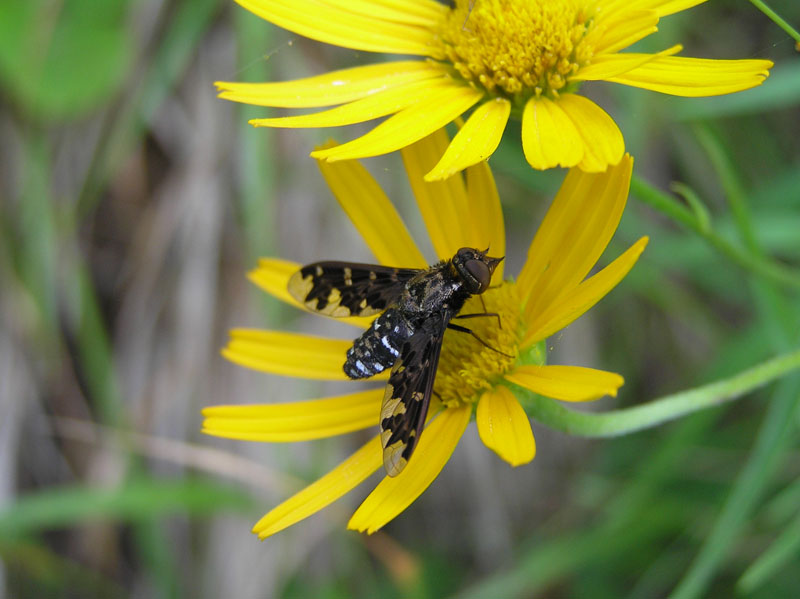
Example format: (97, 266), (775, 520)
(344, 310), (411, 379)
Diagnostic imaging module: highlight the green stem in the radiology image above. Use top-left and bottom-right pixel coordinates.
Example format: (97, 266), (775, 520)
(748, 0), (800, 44)
(514, 349), (800, 437)
(631, 175), (800, 290)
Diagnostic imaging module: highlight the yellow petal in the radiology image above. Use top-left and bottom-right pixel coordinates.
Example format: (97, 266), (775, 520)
(216, 61), (443, 108)
(476, 387), (535, 466)
(518, 155), (633, 320)
(401, 129), (468, 259)
(248, 257), (302, 306)
(222, 329), (385, 381)
(647, 0), (708, 15)
(315, 143), (427, 268)
(559, 94), (625, 173)
(521, 96), (583, 170)
(505, 365), (624, 402)
(597, 0), (707, 18)
(424, 98), (510, 181)
(310, 84), (484, 162)
(465, 161), (505, 280)
(234, 0), (436, 56)
(588, 9), (658, 55)
(202, 389), (382, 442)
(334, 0), (447, 27)
(252, 436), (383, 538)
(524, 237), (648, 346)
(575, 46), (683, 81)
(607, 56), (773, 97)
(248, 258), (375, 329)
(348, 406), (471, 533)
(249, 77), (450, 128)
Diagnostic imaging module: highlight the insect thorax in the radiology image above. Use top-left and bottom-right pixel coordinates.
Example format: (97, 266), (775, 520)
(399, 262), (468, 315)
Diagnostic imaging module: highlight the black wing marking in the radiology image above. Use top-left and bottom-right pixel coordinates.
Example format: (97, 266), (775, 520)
(379, 310), (449, 477)
(288, 262), (419, 318)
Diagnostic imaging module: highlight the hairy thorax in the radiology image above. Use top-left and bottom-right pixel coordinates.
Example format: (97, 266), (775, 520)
(399, 265), (466, 316)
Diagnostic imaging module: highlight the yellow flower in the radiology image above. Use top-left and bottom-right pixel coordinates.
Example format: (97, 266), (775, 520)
(202, 128), (648, 536)
(217, 0), (771, 177)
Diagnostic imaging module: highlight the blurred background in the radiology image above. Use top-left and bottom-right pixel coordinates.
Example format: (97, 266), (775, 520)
(1, 0), (800, 597)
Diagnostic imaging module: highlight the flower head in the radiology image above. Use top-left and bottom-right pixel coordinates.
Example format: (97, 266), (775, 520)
(217, 0), (771, 176)
(202, 128), (648, 536)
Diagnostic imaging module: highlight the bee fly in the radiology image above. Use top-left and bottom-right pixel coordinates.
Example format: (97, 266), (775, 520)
(288, 247), (503, 477)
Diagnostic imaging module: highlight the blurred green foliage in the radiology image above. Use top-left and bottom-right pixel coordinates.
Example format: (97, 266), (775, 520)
(1, 0), (799, 598)
(0, 0), (132, 120)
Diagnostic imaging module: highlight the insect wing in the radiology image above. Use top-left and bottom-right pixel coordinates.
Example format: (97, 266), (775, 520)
(289, 262), (419, 318)
(380, 310), (449, 477)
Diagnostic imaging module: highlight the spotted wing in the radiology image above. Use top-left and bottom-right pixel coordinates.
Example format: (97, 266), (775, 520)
(288, 261), (420, 318)
(380, 310), (449, 477)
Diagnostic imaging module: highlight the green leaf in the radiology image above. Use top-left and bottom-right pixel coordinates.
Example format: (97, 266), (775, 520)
(670, 376), (800, 599)
(738, 509), (800, 593)
(0, 0), (132, 121)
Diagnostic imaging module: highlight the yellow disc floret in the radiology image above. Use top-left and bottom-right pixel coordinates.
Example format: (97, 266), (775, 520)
(435, 281), (524, 407)
(435, 0), (597, 102)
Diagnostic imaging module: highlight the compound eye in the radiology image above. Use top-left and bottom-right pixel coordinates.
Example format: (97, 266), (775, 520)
(455, 247), (473, 261)
(465, 259), (491, 293)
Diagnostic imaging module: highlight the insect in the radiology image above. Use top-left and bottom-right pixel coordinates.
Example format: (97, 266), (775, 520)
(288, 247), (503, 477)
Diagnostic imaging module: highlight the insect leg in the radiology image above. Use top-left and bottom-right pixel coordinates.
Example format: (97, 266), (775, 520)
(446, 323), (514, 358)
(453, 297), (502, 328)
(453, 312), (502, 329)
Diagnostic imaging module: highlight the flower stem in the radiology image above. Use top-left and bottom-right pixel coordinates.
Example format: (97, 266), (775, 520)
(630, 175), (800, 290)
(514, 349), (800, 437)
(748, 0), (800, 44)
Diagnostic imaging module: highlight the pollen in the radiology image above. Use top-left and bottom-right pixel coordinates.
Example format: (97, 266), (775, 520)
(435, 0), (597, 102)
(435, 282), (524, 407)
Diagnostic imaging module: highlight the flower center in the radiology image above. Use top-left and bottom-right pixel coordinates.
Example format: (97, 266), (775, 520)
(434, 281), (523, 407)
(435, 0), (597, 102)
